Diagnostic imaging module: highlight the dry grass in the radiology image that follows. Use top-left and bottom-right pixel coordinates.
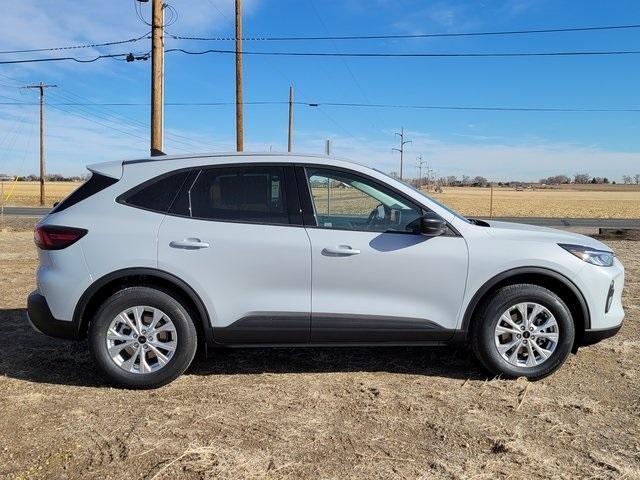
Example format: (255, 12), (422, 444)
(0, 224), (638, 479)
(1, 181), (80, 207)
(4, 181), (640, 218)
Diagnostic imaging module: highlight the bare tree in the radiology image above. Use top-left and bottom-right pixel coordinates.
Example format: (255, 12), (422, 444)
(635, 174), (640, 185)
(622, 175), (632, 184)
(573, 173), (591, 184)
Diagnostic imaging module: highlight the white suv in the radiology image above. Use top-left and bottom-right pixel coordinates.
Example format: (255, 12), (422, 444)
(27, 153), (625, 388)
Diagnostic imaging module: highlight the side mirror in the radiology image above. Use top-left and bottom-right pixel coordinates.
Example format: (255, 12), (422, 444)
(409, 212), (447, 236)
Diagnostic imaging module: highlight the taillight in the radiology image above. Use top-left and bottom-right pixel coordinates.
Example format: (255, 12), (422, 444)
(34, 225), (87, 250)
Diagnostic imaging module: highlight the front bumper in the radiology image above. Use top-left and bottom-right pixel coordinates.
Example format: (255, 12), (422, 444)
(27, 291), (80, 340)
(581, 324), (623, 346)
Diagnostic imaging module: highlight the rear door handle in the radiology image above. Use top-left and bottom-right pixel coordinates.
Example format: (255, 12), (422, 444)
(169, 238), (210, 250)
(322, 245), (361, 256)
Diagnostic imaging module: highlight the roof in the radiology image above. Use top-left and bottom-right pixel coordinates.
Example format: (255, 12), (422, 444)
(122, 151), (343, 166)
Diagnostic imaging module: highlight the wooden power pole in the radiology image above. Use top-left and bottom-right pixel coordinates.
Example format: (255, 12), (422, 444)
(235, 0), (244, 151)
(24, 83), (56, 206)
(150, 0), (164, 156)
(288, 85), (294, 152)
(392, 127), (411, 181)
(416, 154), (425, 187)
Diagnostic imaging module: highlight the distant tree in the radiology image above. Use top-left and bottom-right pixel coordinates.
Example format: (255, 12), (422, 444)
(461, 175), (470, 186)
(603, 177), (610, 184)
(540, 175), (570, 185)
(445, 175), (458, 186)
(622, 175), (632, 184)
(574, 173), (591, 184)
(635, 174), (640, 185)
(471, 176), (488, 187)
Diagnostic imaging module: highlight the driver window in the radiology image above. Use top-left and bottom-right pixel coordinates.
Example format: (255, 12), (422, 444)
(305, 168), (424, 233)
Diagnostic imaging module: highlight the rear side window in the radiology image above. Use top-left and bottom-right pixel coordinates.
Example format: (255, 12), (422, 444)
(170, 166), (290, 224)
(121, 171), (189, 213)
(51, 173), (118, 214)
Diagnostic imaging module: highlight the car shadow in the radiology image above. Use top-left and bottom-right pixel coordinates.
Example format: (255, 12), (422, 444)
(0, 308), (486, 387)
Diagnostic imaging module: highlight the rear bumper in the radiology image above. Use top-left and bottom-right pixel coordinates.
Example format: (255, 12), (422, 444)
(27, 291), (80, 340)
(580, 324), (622, 347)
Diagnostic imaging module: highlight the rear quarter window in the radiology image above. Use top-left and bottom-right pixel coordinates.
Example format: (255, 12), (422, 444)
(50, 173), (119, 214)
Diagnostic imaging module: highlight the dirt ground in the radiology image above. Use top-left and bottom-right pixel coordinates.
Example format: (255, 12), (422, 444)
(0, 223), (638, 479)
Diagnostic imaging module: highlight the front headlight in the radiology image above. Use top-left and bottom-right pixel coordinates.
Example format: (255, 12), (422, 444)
(559, 243), (615, 267)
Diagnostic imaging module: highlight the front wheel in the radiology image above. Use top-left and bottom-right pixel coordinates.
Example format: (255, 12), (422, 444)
(471, 284), (575, 380)
(89, 286), (198, 389)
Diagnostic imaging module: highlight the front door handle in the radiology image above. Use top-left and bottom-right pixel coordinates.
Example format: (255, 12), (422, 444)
(322, 245), (361, 256)
(169, 238), (210, 250)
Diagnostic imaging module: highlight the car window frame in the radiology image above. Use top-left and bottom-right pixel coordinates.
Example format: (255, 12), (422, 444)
(295, 164), (460, 236)
(120, 163), (304, 227)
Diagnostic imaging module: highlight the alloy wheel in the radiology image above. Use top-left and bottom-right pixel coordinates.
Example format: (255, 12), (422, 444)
(106, 306), (178, 374)
(494, 302), (560, 368)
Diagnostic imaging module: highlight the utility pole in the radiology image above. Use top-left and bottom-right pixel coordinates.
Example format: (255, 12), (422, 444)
(416, 154), (426, 187)
(392, 127), (411, 180)
(325, 139), (331, 156)
(150, 0), (164, 156)
(235, 0), (244, 151)
(288, 85), (294, 152)
(24, 83), (56, 206)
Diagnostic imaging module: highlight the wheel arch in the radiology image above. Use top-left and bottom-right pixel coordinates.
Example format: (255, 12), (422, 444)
(461, 267), (590, 343)
(73, 268), (212, 344)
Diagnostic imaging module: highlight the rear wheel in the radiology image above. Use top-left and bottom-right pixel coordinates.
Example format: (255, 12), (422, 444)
(89, 286), (198, 389)
(471, 284), (575, 380)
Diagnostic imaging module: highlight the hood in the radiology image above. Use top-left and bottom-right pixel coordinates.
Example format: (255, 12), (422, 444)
(483, 220), (613, 252)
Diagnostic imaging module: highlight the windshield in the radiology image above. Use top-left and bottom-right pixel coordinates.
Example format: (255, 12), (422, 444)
(408, 184), (470, 223)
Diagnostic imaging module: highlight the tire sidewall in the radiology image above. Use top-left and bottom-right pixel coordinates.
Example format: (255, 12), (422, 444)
(89, 287), (197, 389)
(476, 285), (575, 379)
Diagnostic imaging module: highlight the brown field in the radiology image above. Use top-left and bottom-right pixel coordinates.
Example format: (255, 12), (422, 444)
(0, 222), (639, 479)
(1, 181), (80, 208)
(3, 180), (640, 218)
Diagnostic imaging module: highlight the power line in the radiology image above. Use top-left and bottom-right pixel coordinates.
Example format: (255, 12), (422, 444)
(167, 23), (640, 42)
(5, 46), (640, 65)
(0, 52), (144, 65)
(0, 32), (150, 55)
(1, 100), (639, 112)
(165, 47), (640, 58)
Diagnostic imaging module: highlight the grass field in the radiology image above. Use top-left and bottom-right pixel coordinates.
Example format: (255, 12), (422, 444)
(0, 222), (638, 478)
(4, 180), (640, 218)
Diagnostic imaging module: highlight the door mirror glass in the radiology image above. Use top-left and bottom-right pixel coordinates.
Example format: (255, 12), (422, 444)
(408, 211), (447, 236)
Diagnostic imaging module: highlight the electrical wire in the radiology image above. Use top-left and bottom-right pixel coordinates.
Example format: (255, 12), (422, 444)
(165, 47), (640, 58)
(167, 23), (640, 42)
(1, 100), (639, 112)
(0, 32), (150, 55)
(4, 46), (640, 65)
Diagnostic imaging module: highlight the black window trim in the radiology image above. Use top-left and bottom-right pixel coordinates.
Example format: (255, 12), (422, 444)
(118, 162), (304, 228)
(51, 172), (119, 214)
(294, 163), (461, 237)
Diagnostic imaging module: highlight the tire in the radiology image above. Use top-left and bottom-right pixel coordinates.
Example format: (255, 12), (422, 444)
(89, 286), (198, 389)
(471, 283), (575, 380)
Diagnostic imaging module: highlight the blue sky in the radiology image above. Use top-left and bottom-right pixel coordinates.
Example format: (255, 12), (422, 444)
(0, 0), (639, 180)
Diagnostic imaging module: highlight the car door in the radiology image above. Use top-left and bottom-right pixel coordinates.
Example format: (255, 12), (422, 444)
(157, 164), (312, 344)
(298, 165), (468, 343)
